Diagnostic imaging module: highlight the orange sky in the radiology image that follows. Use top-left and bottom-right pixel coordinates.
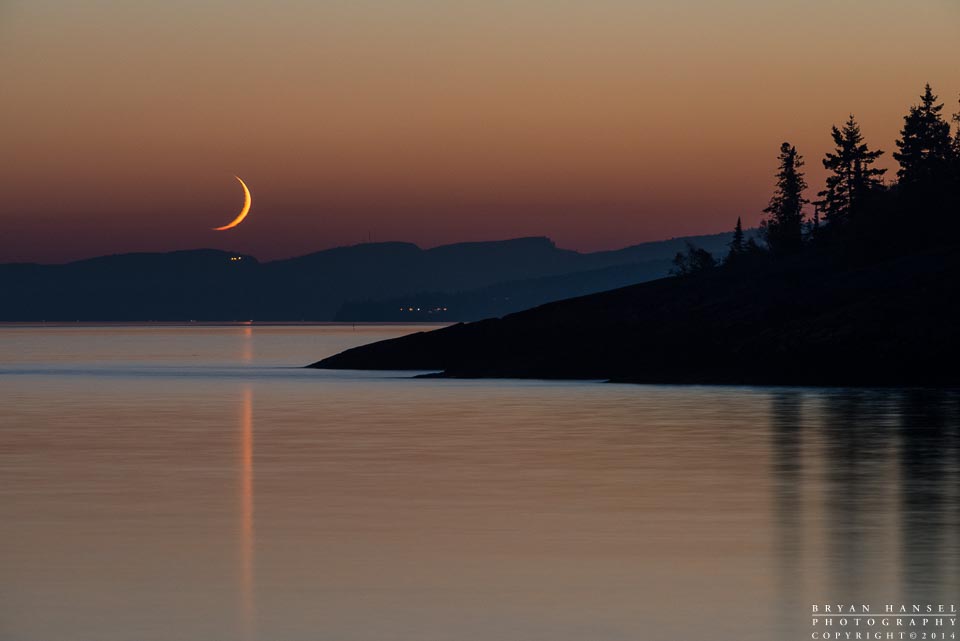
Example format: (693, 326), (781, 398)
(1, 0), (958, 262)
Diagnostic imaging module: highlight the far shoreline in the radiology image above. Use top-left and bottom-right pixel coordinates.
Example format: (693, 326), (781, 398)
(0, 321), (453, 328)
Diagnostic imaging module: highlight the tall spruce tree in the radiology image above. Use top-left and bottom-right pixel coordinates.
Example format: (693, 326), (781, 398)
(894, 84), (953, 189)
(816, 115), (886, 226)
(728, 216), (745, 259)
(761, 142), (808, 254)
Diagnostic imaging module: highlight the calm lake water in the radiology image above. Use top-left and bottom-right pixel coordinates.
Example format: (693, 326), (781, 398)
(1, 324), (958, 641)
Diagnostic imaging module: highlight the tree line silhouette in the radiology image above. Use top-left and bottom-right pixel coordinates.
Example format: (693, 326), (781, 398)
(673, 83), (960, 274)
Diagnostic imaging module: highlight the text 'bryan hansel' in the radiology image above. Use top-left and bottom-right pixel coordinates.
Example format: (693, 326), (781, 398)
(811, 604), (958, 640)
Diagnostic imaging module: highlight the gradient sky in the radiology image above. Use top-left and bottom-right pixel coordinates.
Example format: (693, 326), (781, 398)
(1, 0), (958, 263)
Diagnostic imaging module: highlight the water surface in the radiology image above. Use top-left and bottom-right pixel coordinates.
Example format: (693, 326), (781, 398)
(1, 325), (958, 640)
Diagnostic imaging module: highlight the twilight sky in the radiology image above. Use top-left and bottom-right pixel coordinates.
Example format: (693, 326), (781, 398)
(1, 0), (958, 263)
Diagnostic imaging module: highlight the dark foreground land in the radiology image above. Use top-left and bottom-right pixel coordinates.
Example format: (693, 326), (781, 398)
(310, 244), (960, 386)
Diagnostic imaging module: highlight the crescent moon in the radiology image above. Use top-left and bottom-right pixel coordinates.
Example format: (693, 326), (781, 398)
(212, 176), (252, 231)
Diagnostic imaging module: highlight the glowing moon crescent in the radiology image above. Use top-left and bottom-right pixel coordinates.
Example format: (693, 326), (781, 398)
(212, 176), (252, 231)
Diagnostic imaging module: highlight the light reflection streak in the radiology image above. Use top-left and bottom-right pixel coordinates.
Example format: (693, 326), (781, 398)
(241, 325), (253, 363)
(239, 385), (255, 640)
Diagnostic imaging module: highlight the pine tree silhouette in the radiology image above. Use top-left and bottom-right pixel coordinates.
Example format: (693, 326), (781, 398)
(894, 84), (953, 189)
(726, 217), (746, 263)
(817, 115), (886, 226)
(761, 143), (808, 254)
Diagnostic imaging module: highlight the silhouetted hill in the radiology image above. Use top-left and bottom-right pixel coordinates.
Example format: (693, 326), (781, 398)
(0, 233), (738, 321)
(332, 231), (745, 321)
(335, 259), (675, 321)
(260, 237), (586, 319)
(3, 249), (260, 321)
(310, 244), (960, 386)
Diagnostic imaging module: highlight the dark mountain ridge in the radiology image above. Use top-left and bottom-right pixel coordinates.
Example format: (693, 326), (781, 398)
(0, 233), (736, 321)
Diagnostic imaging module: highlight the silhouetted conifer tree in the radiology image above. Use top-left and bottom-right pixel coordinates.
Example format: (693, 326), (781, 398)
(761, 143), (808, 254)
(727, 216), (745, 262)
(894, 84), (953, 189)
(816, 115), (885, 226)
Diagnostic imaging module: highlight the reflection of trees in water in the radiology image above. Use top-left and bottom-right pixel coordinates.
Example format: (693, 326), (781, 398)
(771, 390), (960, 608)
(819, 390), (900, 597)
(896, 391), (960, 600)
(771, 391), (805, 621)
